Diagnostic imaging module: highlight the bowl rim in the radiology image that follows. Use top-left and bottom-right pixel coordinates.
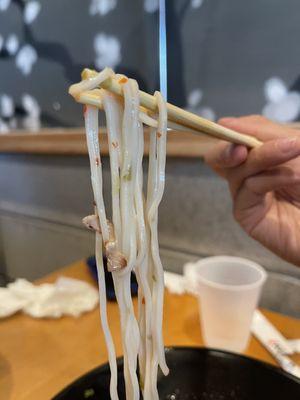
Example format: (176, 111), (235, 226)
(52, 346), (300, 399)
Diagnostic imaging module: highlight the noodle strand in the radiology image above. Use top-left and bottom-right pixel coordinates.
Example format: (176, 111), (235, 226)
(77, 70), (169, 400)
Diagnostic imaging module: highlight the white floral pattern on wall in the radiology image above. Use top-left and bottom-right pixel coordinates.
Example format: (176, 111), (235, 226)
(94, 33), (121, 70)
(144, 0), (159, 13)
(144, 0), (204, 13)
(1, 0), (300, 131)
(6, 34), (19, 55)
(262, 77), (300, 123)
(22, 93), (41, 131)
(89, 0), (117, 16)
(187, 88), (216, 121)
(16, 44), (38, 75)
(191, 0), (204, 8)
(24, 1), (41, 25)
(0, 0), (42, 131)
(0, 0), (10, 12)
(0, 95), (13, 132)
(0, 94), (14, 118)
(0, 92), (41, 133)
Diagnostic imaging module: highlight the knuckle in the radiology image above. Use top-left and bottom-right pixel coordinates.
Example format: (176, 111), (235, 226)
(242, 114), (266, 123)
(249, 148), (263, 165)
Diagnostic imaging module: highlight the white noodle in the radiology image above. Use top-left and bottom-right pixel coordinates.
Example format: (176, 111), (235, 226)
(76, 70), (168, 399)
(84, 106), (118, 400)
(149, 91), (169, 376)
(95, 232), (119, 400)
(69, 67), (114, 99)
(105, 80), (141, 399)
(146, 92), (169, 399)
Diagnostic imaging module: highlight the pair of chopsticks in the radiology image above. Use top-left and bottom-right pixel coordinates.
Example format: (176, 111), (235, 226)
(70, 69), (262, 149)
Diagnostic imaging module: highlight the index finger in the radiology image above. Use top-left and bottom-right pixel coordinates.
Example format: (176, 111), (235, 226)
(219, 115), (298, 142)
(228, 136), (300, 197)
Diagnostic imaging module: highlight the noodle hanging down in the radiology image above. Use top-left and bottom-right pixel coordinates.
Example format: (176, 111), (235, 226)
(69, 68), (169, 399)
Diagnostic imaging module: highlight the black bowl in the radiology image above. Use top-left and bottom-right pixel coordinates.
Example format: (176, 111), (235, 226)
(53, 347), (300, 400)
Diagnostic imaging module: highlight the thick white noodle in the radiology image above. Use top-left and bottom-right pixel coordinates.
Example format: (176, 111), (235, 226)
(147, 91), (169, 385)
(117, 80), (141, 400)
(95, 233), (119, 400)
(84, 106), (118, 400)
(85, 105), (109, 241)
(80, 71), (168, 400)
(129, 81), (155, 400)
(69, 67), (114, 99)
(102, 91), (134, 399)
(104, 81), (141, 400)
(102, 90), (122, 246)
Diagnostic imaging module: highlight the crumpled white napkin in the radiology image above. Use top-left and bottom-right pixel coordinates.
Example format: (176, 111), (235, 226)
(0, 277), (99, 319)
(164, 262), (198, 295)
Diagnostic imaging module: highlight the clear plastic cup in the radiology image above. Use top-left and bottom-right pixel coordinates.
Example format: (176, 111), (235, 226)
(194, 256), (267, 353)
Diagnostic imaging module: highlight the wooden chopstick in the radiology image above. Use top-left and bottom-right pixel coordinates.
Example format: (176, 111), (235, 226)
(100, 78), (261, 148)
(74, 70), (262, 148)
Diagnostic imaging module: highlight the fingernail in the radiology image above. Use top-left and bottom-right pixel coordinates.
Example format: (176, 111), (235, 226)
(277, 137), (298, 152)
(222, 144), (234, 161)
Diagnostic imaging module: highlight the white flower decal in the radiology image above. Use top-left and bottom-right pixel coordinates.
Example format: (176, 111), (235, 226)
(264, 77), (287, 103)
(24, 1), (41, 25)
(6, 34), (19, 55)
(52, 101), (61, 111)
(144, 0), (204, 13)
(0, 118), (9, 133)
(22, 94), (41, 131)
(0, 94), (14, 118)
(198, 107), (216, 121)
(144, 0), (159, 13)
(191, 0), (204, 8)
(0, 0), (10, 12)
(89, 0), (117, 16)
(262, 77), (300, 123)
(16, 44), (38, 75)
(188, 89), (203, 108)
(22, 93), (40, 117)
(0, 94), (41, 132)
(94, 33), (121, 70)
(23, 115), (41, 131)
(187, 87), (216, 121)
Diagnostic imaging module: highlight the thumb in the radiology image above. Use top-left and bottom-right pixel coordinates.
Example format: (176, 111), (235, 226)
(205, 141), (248, 172)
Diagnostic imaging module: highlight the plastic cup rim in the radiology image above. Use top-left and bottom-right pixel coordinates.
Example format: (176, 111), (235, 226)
(193, 255), (267, 292)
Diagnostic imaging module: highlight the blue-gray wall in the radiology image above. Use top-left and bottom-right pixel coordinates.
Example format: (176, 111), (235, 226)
(1, 153), (300, 280)
(1, 1), (300, 129)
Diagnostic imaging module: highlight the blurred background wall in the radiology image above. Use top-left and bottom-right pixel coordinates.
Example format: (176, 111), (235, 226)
(1, 0), (300, 130)
(1, 149), (300, 277)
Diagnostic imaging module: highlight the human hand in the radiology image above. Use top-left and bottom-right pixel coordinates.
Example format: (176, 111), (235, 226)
(205, 115), (300, 266)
